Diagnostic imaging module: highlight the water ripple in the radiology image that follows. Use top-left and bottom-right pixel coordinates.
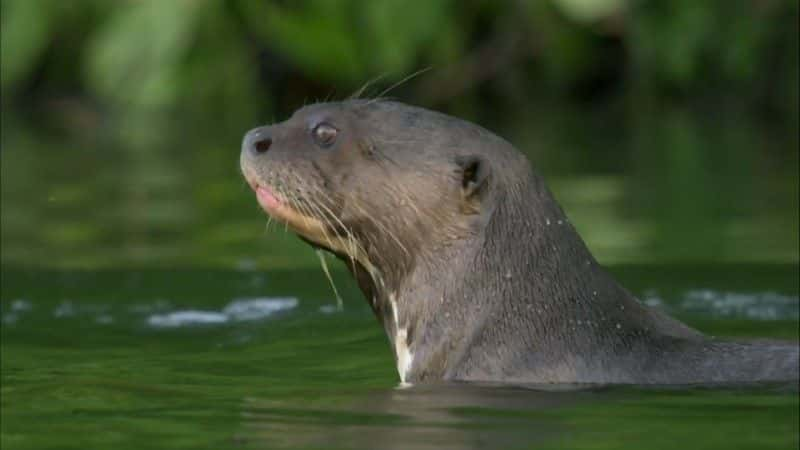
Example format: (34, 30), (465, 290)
(146, 297), (298, 328)
(642, 289), (799, 320)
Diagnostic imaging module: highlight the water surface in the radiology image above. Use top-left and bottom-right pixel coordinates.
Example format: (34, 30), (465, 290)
(1, 105), (798, 449)
(2, 265), (798, 449)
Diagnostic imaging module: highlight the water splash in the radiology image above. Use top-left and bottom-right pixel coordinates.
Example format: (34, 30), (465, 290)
(1, 299), (33, 325)
(146, 297), (298, 328)
(147, 311), (229, 327)
(642, 289), (799, 321)
(680, 290), (799, 321)
(223, 297), (299, 321)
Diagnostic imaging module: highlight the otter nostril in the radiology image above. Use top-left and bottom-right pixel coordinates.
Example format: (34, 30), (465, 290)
(254, 137), (272, 154)
(254, 138), (272, 154)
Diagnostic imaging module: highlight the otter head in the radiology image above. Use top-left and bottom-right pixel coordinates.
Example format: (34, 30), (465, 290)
(240, 100), (510, 289)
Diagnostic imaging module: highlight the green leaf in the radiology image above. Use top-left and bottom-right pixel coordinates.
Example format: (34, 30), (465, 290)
(0, 0), (54, 90)
(84, 0), (203, 109)
(242, 0), (363, 83)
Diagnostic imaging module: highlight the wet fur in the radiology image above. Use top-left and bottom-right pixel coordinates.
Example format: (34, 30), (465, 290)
(241, 100), (799, 384)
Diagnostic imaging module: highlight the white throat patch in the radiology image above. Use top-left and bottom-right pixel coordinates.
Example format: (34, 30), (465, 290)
(388, 293), (414, 385)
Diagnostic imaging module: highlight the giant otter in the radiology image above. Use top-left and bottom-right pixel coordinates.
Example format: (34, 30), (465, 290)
(240, 100), (799, 385)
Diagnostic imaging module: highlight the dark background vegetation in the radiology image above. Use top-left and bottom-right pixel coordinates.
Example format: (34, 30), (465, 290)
(1, 0), (798, 268)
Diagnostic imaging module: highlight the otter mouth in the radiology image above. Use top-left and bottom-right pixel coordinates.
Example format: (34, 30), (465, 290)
(252, 183), (290, 218)
(248, 181), (322, 233)
(246, 178), (350, 257)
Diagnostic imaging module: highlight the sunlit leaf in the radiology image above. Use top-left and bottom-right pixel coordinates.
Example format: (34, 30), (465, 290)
(84, 0), (203, 109)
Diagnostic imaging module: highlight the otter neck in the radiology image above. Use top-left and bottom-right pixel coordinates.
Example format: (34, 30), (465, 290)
(341, 222), (477, 384)
(342, 173), (697, 384)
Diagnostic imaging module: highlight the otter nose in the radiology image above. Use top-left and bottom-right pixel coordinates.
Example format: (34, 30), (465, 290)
(244, 127), (273, 156)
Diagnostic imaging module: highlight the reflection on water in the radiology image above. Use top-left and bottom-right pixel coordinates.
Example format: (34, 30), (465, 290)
(241, 384), (588, 450)
(239, 382), (799, 450)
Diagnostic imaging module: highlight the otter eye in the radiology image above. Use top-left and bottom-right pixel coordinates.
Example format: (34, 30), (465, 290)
(312, 123), (338, 148)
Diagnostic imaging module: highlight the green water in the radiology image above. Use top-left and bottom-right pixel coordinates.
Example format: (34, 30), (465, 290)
(1, 104), (798, 449)
(1, 266), (798, 449)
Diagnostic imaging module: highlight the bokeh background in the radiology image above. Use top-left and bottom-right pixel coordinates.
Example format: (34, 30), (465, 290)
(2, 0), (798, 269)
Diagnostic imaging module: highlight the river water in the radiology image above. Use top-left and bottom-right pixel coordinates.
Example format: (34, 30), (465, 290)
(1, 104), (797, 449)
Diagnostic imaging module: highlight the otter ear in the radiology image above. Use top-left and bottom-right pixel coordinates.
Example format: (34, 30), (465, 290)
(456, 155), (490, 200)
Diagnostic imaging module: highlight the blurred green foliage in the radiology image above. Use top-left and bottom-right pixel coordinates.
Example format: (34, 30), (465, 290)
(1, 0), (797, 269)
(1, 0), (797, 123)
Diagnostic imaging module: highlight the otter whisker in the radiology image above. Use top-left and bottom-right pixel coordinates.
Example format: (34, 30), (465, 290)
(287, 189), (316, 232)
(275, 185), (295, 234)
(306, 184), (373, 275)
(286, 194), (347, 312)
(283, 174), (339, 248)
(296, 191), (340, 254)
(316, 249), (343, 311)
(367, 67), (432, 105)
(349, 72), (389, 100)
(348, 199), (411, 259)
(308, 189), (361, 268)
(284, 173), (365, 274)
(307, 183), (400, 275)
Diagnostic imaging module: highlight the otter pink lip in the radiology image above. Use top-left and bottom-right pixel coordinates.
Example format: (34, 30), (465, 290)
(255, 185), (282, 212)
